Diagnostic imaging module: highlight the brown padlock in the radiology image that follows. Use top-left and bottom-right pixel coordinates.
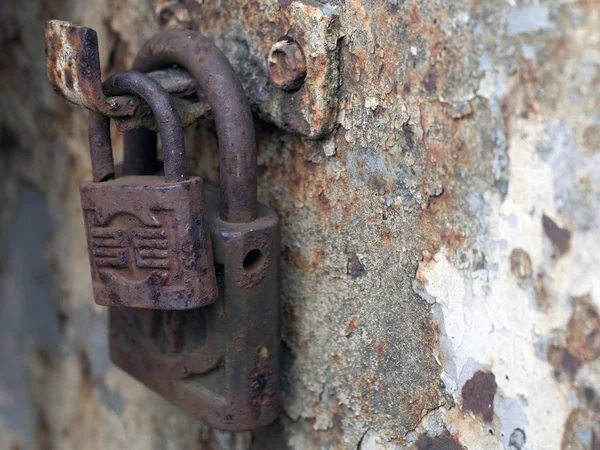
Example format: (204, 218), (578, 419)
(80, 71), (218, 310)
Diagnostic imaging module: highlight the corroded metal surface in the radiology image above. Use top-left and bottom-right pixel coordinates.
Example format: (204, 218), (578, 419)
(268, 39), (307, 92)
(183, 0), (340, 138)
(45, 8), (340, 139)
(45, 20), (210, 132)
(1, 0), (600, 449)
(45, 20), (137, 117)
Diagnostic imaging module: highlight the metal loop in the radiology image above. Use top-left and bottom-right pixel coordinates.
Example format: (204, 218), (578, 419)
(124, 30), (257, 223)
(89, 71), (187, 183)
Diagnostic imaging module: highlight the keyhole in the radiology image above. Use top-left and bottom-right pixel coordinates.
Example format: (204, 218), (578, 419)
(243, 249), (263, 271)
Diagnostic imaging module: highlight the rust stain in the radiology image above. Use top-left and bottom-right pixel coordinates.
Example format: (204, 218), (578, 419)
(510, 248), (533, 288)
(438, 227), (466, 249)
(547, 343), (581, 380)
(409, 4), (421, 26)
(373, 340), (387, 364)
(422, 67), (438, 93)
(535, 272), (551, 312)
(546, 296), (599, 381)
(561, 408), (599, 450)
(542, 214), (571, 258)
(347, 252), (366, 279)
(282, 245), (325, 272)
(566, 295), (600, 364)
(414, 432), (466, 450)
(421, 316), (441, 360)
(345, 316), (359, 336)
(355, 374), (379, 420)
(461, 371), (497, 423)
(317, 190), (332, 219)
(501, 60), (542, 129)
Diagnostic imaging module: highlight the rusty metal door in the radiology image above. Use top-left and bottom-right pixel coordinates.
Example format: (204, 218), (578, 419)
(1, 1), (599, 449)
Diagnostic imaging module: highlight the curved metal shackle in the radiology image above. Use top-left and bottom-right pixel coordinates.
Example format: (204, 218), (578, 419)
(124, 30), (257, 223)
(89, 71), (187, 183)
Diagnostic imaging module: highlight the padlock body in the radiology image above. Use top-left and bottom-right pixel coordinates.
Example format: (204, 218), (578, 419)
(108, 186), (281, 431)
(80, 175), (218, 309)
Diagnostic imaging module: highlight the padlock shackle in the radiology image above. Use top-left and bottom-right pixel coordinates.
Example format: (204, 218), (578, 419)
(88, 71), (187, 183)
(125, 30), (257, 223)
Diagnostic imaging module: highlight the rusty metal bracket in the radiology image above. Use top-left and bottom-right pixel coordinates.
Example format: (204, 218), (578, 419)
(45, 20), (209, 131)
(183, 0), (341, 138)
(45, 2), (341, 139)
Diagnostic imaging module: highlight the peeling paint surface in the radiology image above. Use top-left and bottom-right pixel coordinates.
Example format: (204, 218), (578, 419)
(1, 0), (599, 449)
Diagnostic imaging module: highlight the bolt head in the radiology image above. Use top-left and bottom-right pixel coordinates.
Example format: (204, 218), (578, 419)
(268, 39), (307, 92)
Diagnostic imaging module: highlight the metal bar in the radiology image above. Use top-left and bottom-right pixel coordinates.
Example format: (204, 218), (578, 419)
(128, 30), (257, 223)
(96, 71), (187, 182)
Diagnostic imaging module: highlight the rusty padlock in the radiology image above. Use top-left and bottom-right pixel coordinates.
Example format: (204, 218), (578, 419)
(80, 70), (218, 310)
(45, 20), (281, 430)
(108, 30), (281, 431)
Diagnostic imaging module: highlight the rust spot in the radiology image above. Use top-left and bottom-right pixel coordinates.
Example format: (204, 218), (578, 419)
(374, 340), (387, 363)
(282, 245), (324, 272)
(347, 252), (366, 278)
(547, 343), (580, 380)
(535, 272), (551, 311)
(421, 316), (441, 360)
(542, 214), (571, 258)
(409, 4), (421, 25)
(346, 316), (359, 336)
(510, 248), (532, 288)
(561, 408), (598, 450)
(414, 431), (466, 450)
(501, 61), (541, 125)
(356, 374), (379, 420)
(461, 370), (497, 423)
(566, 295), (600, 364)
(317, 190), (332, 218)
(439, 227), (466, 248)
(63, 67), (74, 89)
(380, 226), (396, 246)
(423, 67), (438, 93)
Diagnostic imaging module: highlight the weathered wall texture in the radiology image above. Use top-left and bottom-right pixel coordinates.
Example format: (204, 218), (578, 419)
(1, 0), (599, 449)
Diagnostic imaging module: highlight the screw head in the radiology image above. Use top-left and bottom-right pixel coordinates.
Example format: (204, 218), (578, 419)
(268, 39), (307, 92)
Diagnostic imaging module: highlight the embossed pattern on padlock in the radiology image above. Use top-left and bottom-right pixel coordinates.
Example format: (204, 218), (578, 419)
(80, 71), (218, 310)
(109, 30), (281, 431)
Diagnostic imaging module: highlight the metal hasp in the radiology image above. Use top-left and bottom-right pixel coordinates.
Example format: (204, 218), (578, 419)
(45, 20), (281, 431)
